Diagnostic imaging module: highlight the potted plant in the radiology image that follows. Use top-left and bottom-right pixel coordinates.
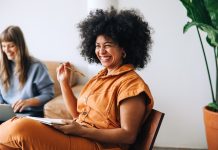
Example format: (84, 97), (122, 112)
(180, 0), (218, 149)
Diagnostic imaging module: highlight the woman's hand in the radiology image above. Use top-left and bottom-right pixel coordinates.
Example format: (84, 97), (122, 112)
(52, 119), (84, 135)
(56, 62), (72, 85)
(12, 98), (41, 112)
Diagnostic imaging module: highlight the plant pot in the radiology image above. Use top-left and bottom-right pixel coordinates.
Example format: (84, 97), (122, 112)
(203, 106), (218, 150)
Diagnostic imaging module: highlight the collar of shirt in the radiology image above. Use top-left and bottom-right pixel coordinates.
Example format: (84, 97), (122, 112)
(97, 64), (135, 79)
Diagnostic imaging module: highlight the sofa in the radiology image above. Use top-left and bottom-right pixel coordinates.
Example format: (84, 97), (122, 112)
(43, 61), (86, 119)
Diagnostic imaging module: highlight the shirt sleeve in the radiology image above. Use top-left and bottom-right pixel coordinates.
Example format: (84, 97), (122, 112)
(32, 62), (55, 104)
(117, 75), (153, 106)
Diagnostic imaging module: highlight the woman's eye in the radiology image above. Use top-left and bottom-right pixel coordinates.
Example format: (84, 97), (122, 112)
(105, 45), (111, 48)
(9, 44), (15, 48)
(2, 44), (15, 49)
(96, 45), (100, 49)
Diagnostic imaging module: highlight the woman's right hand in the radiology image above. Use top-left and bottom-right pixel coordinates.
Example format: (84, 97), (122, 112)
(56, 62), (72, 85)
(52, 119), (84, 135)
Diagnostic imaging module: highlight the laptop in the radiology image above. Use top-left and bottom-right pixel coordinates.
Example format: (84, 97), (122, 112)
(0, 104), (16, 121)
(0, 104), (27, 122)
(0, 104), (65, 125)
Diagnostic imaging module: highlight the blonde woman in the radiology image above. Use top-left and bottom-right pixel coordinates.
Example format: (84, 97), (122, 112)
(0, 26), (54, 117)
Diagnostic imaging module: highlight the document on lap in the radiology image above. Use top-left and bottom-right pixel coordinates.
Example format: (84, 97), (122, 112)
(25, 116), (66, 125)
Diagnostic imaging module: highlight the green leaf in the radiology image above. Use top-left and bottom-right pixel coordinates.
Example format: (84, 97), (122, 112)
(204, 0), (218, 28)
(180, 0), (218, 47)
(208, 102), (218, 112)
(180, 0), (212, 25)
(202, 26), (218, 47)
(183, 22), (194, 33)
(183, 21), (218, 47)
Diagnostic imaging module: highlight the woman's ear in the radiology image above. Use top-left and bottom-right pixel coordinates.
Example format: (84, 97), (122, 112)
(122, 50), (126, 58)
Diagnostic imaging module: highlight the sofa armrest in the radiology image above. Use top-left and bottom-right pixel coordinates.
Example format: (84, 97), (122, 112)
(44, 85), (84, 119)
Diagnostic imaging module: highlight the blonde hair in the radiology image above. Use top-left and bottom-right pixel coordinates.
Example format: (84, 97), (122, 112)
(0, 25), (32, 91)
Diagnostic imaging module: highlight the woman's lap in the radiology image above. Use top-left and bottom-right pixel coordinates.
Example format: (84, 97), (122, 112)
(0, 117), (99, 150)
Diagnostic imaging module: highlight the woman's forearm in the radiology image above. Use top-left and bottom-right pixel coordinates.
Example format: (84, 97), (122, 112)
(60, 82), (79, 118)
(80, 127), (137, 144)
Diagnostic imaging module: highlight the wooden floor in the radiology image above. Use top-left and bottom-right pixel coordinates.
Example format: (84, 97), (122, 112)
(154, 147), (207, 150)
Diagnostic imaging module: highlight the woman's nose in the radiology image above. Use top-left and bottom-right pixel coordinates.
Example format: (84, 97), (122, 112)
(99, 46), (106, 53)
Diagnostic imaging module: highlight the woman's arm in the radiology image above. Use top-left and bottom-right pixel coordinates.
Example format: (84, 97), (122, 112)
(54, 94), (146, 144)
(57, 62), (79, 118)
(12, 62), (55, 112)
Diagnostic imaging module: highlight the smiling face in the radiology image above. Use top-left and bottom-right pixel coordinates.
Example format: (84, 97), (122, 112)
(95, 35), (124, 73)
(1, 41), (19, 61)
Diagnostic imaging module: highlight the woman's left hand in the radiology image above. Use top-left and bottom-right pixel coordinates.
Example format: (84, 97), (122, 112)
(52, 119), (84, 135)
(12, 98), (41, 112)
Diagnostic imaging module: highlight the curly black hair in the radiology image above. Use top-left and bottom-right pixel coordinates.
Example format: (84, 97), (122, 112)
(78, 7), (153, 69)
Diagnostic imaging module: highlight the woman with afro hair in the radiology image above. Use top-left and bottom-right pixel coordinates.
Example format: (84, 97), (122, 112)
(0, 7), (154, 150)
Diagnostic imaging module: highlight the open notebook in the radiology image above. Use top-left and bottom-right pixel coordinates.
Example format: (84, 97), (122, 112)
(25, 116), (66, 125)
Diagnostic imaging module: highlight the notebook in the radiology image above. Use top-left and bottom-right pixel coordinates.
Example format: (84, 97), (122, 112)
(25, 116), (66, 125)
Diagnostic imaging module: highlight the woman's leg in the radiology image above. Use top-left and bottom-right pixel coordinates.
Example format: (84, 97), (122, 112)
(0, 144), (19, 150)
(0, 117), (99, 150)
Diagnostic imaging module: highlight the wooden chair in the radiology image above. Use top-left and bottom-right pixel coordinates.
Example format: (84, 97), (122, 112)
(130, 109), (165, 150)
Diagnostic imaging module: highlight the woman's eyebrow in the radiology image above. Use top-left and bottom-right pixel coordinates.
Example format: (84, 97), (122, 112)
(96, 41), (114, 44)
(104, 41), (113, 44)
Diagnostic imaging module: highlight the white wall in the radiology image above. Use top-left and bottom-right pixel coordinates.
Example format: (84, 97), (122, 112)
(0, 0), (213, 149)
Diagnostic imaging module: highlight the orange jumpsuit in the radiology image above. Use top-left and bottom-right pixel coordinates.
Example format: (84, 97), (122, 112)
(0, 64), (153, 150)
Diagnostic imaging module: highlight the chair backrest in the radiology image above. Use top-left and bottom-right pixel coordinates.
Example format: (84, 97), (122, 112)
(130, 109), (165, 150)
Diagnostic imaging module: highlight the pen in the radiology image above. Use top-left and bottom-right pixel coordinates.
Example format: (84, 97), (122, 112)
(64, 65), (85, 77)
(59, 63), (85, 77)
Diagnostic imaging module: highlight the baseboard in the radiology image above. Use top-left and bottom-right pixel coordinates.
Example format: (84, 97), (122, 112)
(154, 147), (207, 150)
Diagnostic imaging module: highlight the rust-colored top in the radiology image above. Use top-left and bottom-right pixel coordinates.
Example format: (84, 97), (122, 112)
(76, 64), (154, 129)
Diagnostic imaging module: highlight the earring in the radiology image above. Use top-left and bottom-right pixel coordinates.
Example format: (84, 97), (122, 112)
(123, 51), (126, 58)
